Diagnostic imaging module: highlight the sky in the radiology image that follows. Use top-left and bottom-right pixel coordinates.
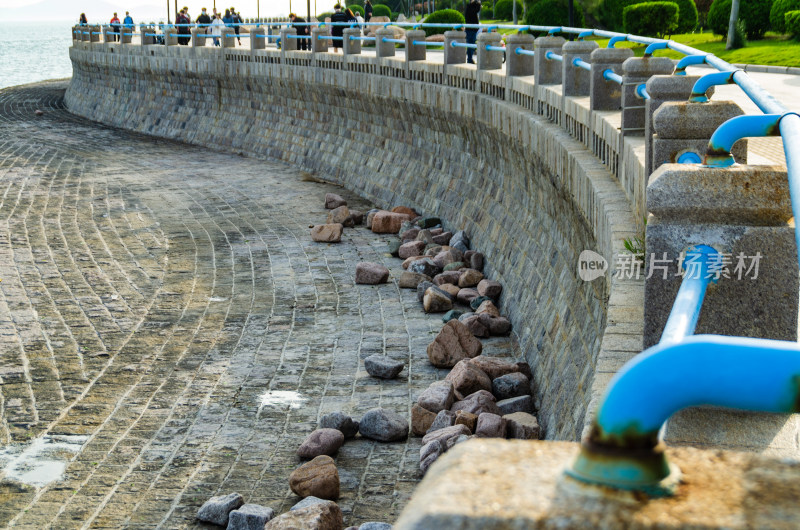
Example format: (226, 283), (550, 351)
(0, 0), (325, 21)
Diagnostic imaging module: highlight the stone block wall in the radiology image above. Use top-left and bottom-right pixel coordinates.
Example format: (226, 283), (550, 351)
(65, 43), (642, 441)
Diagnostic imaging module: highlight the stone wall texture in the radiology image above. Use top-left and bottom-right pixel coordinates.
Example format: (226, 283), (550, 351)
(65, 43), (643, 441)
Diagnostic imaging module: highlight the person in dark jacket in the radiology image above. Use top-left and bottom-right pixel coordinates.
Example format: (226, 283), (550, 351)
(79, 13), (88, 25)
(364, 0), (373, 22)
(329, 4), (350, 52)
(110, 12), (121, 41)
(176, 9), (191, 45)
(464, 0), (481, 64)
(196, 7), (212, 28)
(290, 13), (310, 50)
(230, 7), (242, 44)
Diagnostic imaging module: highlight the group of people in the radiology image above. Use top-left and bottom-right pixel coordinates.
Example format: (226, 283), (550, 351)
(288, 1), (374, 52)
(179, 7), (244, 46)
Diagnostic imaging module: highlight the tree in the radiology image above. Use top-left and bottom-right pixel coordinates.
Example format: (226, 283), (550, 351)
(726, 0), (739, 49)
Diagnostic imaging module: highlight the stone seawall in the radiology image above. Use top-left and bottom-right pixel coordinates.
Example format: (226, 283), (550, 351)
(65, 43), (643, 441)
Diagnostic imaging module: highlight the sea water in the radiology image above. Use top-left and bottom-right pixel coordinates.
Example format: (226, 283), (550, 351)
(1, 21), (74, 89)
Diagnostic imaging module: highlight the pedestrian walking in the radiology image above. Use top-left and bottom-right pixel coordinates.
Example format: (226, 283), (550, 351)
(364, 0), (373, 22)
(210, 14), (223, 46)
(465, 0), (481, 64)
(79, 13), (88, 25)
(110, 12), (121, 41)
(289, 13), (310, 50)
(230, 7), (242, 44)
(330, 4), (349, 52)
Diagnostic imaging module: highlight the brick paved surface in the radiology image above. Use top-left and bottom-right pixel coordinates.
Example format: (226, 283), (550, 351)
(0, 80), (521, 528)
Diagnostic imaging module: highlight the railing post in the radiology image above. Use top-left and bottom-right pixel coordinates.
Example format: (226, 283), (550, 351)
(562, 40), (597, 97)
(621, 57), (674, 137)
(505, 33), (534, 77)
(121, 26), (133, 44)
(533, 36), (565, 85)
(140, 24), (154, 45)
(165, 26), (179, 46)
(651, 100), (747, 172)
(444, 31), (466, 64)
(343, 28), (361, 55)
(221, 26), (236, 48)
(589, 47), (632, 111)
(191, 27), (207, 47)
(280, 26), (298, 51)
(250, 26), (265, 50)
(406, 29), (426, 61)
(376, 27), (396, 58)
(101, 25), (111, 43)
(644, 75), (711, 176)
(476, 32), (503, 70)
(311, 26), (329, 53)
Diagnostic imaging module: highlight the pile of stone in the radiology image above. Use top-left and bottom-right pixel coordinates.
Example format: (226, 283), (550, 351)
(310, 193), (365, 243)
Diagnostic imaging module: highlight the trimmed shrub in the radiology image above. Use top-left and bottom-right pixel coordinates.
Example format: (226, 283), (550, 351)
(524, 0), (585, 27)
(599, 0), (646, 30)
(787, 9), (800, 37)
(318, 11), (334, 20)
(624, 1), (679, 36)
(480, 6), (494, 18)
(423, 8), (466, 35)
(673, 0), (699, 32)
(493, 0), (524, 20)
(771, 0), (800, 33)
(372, 3), (392, 16)
(348, 4), (365, 15)
(708, 0), (773, 39)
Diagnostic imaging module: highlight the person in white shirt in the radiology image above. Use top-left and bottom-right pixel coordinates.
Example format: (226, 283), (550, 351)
(210, 14), (224, 46)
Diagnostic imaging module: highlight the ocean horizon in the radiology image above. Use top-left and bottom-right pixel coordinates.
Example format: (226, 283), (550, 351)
(1, 21), (75, 89)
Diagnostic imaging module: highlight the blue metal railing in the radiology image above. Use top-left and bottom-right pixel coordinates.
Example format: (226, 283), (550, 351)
(603, 69), (623, 84)
(545, 51), (562, 62)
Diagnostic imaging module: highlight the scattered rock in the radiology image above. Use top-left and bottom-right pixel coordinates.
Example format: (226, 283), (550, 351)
(475, 300), (500, 317)
(392, 206), (417, 217)
(265, 500), (343, 529)
(426, 319), (482, 368)
(466, 251), (485, 271)
(364, 354), (405, 379)
(468, 357), (523, 380)
(325, 193), (347, 209)
(475, 413), (507, 438)
(297, 429), (346, 459)
(197, 492), (244, 526)
(289, 455), (340, 500)
(358, 408), (409, 442)
(457, 312), (475, 322)
(311, 224), (344, 243)
(433, 271), (461, 286)
(403, 256), (426, 269)
(454, 410), (478, 432)
(355, 262), (390, 284)
(477, 279), (502, 299)
(516, 362), (533, 380)
(365, 209), (380, 229)
(416, 281), (434, 302)
(445, 360), (492, 399)
(408, 258), (440, 277)
(388, 240), (401, 257)
(360, 523), (393, 530)
(488, 316), (513, 336)
(497, 395), (534, 415)
(400, 227), (421, 241)
(417, 217), (441, 229)
(34, 109), (44, 116)
(449, 230), (470, 252)
(426, 409), (456, 433)
(421, 424), (472, 449)
(372, 211), (411, 234)
(416, 229), (434, 244)
(420, 439), (444, 474)
(425, 245), (443, 256)
(431, 231), (452, 245)
(423, 287), (453, 313)
(347, 210), (364, 226)
(228, 504), (276, 530)
(441, 309), (463, 323)
(470, 296), (492, 311)
(411, 404), (437, 436)
(443, 261), (466, 272)
(319, 412), (359, 438)
(458, 269), (484, 288)
(432, 249), (463, 269)
(461, 313), (491, 338)
(398, 271), (431, 289)
(456, 288), (480, 305)
(437, 283), (460, 298)
(398, 240), (427, 259)
(416, 380), (455, 413)
(291, 496), (329, 511)
(505, 412), (541, 440)
(492, 372), (530, 401)
(327, 205), (350, 225)
(451, 390), (502, 416)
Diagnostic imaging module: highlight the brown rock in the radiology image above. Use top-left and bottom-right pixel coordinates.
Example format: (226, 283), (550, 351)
(297, 429), (346, 459)
(475, 412), (507, 438)
(426, 409), (456, 433)
(289, 455), (340, 500)
(392, 205), (418, 217)
(310, 224), (344, 243)
(475, 300), (500, 317)
(371, 211), (411, 234)
(401, 227), (421, 241)
(461, 313), (491, 338)
(399, 240), (427, 259)
(456, 288), (480, 305)
(477, 279), (503, 299)
(451, 389), (502, 416)
(417, 380), (455, 413)
(505, 412), (541, 440)
(431, 231), (453, 245)
(326, 205), (350, 225)
(402, 255), (425, 269)
(445, 359), (493, 400)
(355, 262), (390, 284)
(438, 283), (460, 298)
(411, 404), (437, 436)
(398, 271), (431, 289)
(426, 319), (483, 368)
(346, 210), (364, 226)
(458, 268), (484, 288)
(423, 287), (453, 313)
(488, 316), (513, 336)
(433, 271), (461, 286)
(416, 229), (434, 244)
(454, 410), (478, 432)
(466, 251), (485, 271)
(265, 500), (344, 529)
(468, 357), (521, 380)
(324, 193), (346, 209)
(421, 424), (472, 449)
(433, 249), (463, 269)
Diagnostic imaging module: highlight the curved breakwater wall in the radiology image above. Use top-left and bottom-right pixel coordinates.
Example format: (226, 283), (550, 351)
(65, 42), (643, 441)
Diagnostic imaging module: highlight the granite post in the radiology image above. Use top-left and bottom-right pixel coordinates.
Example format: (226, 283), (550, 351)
(376, 27), (396, 58)
(620, 57), (675, 137)
(505, 33), (535, 77)
(476, 32), (503, 71)
(562, 40), (598, 97)
(589, 47), (633, 111)
(343, 28), (361, 54)
(533, 36), (565, 86)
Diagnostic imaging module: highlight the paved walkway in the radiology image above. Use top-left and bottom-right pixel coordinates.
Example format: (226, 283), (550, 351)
(0, 80), (520, 528)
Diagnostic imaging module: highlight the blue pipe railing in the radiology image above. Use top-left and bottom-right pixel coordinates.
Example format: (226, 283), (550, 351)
(545, 51), (562, 62)
(572, 57), (591, 71)
(603, 69), (623, 85)
(485, 45), (505, 52)
(515, 48), (535, 57)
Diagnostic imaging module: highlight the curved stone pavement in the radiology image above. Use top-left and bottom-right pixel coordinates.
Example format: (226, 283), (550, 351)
(0, 80), (521, 528)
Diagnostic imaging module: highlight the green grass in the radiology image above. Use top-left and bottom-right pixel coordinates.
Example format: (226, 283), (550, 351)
(592, 31), (800, 67)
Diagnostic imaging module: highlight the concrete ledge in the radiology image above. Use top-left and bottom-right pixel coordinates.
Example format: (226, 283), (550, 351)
(395, 439), (800, 529)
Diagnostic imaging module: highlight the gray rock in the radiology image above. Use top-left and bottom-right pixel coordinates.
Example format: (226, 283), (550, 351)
(421, 424), (471, 449)
(492, 372), (530, 401)
(297, 428), (345, 459)
(456, 289), (480, 305)
(416, 229), (435, 243)
(355, 262), (390, 284)
(319, 412), (359, 438)
(359, 408), (409, 442)
(433, 271), (461, 286)
(475, 413), (506, 438)
(504, 412), (541, 440)
(417, 380), (455, 413)
(398, 240), (427, 259)
(408, 258), (440, 277)
(325, 193), (347, 209)
(398, 271), (431, 289)
(420, 439), (445, 474)
(466, 251), (484, 271)
(360, 523), (393, 530)
(417, 281), (434, 302)
(451, 390), (501, 416)
(265, 500), (343, 529)
(477, 279), (502, 299)
(348, 210), (364, 225)
(442, 309), (463, 323)
(423, 287), (453, 313)
(426, 409), (456, 433)
(400, 227), (421, 241)
(443, 261), (466, 272)
(470, 296), (492, 311)
(290, 496), (328, 511)
(327, 205), (350, 225)
(365, 208), (380, 229)
(388, 240), (401, 257)
(461, 313), (490, 338)
(488, 316), (513, 336)
(227, 504), (276, 530)
(497, 395), (534, 415)
(197, 492), (244, 526)
(449, 230), (470, 250)
(364, 354), (405, 379)
(431, 231), (452, 245)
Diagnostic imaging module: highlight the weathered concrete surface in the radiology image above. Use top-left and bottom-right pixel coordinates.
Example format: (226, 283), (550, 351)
(0, 80), (521, 528)
(395, 439), (800, 529)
